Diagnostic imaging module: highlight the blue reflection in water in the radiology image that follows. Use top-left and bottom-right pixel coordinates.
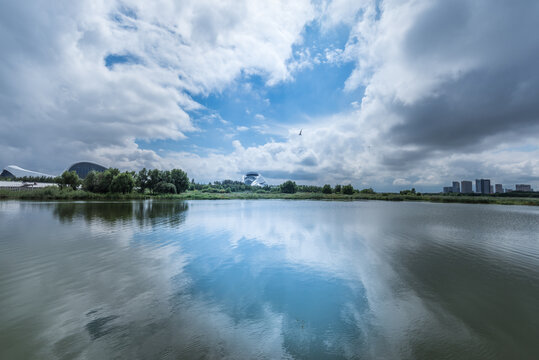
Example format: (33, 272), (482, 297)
(172, 233), (369, 358)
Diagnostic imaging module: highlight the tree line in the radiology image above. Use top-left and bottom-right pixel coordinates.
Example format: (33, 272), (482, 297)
(185, 180), (371, 194)
(9, 169), (374, 196)
(55, 168), (189, 194)
(280, 181), (373, 194)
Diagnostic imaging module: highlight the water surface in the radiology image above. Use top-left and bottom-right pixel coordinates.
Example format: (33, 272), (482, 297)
(0, 200), (538, 359)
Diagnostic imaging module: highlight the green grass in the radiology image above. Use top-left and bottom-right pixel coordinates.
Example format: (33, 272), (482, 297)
(1, 187), (539, 206)
(0, 187), (149, 200)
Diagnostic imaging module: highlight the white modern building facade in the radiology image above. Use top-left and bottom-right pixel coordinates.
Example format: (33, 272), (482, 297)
(0, 165), (55, 179)
(242, 172), (267, 187)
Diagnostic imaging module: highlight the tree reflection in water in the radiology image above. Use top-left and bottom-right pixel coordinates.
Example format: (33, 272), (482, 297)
(52, 201), (188, 228)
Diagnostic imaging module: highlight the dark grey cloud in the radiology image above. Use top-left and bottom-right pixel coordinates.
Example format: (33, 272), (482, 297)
(261, 169), (318, 181)
(387, 67), (539, 151)
(374, 0), (539, 168)
(298, 154), (318, 166)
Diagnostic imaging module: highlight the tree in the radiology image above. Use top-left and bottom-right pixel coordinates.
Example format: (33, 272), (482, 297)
(400, 188), (417, 195)
(54, 176), (63, 189)
(95, 169), (115, 193)
(359, 188), (375, 194)
(148, 169), (162, 193)
(154, 181), (177, 194)
(280, 180), (298, 194)
(137, 168), (149, 193)
(110, 173), (135, 194)
(60, 170), (80, 190)
(334, 185), (342, 193)
(170, 168), (189, 193)
(83, 171), (98, 192)
(162, 170), (172, 184)
(342, 184), (354, 195)
(322, 184), (332, 194)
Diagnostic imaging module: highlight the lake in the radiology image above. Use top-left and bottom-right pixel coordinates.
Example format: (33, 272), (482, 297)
(0, 200), (538, 359)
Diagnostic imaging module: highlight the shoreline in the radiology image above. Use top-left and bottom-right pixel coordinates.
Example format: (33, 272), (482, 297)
(1, 188), (539, 206)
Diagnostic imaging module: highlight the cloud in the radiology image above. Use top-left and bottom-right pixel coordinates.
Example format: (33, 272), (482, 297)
(393, 178), (411, 186)
(263, 0), (537, 189)
(1, 0), (538, 190)
(0, 0), (315, 174)
(299, 0), (539, 189)
(236, 126), (249, 132)
(342, 0), (539, 154)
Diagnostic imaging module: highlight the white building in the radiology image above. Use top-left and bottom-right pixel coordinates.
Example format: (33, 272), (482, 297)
(0, 181), (56, 190)
(242, 172), (267, 187)
(1, 165), (55, 178)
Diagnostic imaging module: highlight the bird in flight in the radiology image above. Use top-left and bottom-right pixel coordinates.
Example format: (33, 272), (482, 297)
(299, 129), (302, 136)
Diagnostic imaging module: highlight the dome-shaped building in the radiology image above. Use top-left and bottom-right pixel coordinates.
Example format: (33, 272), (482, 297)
(242, 172), (267, 186)
(67, 162), (107, 179)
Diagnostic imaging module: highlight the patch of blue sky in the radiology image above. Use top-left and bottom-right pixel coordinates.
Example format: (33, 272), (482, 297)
(374, 0), (382, 20)
(110, 5), (138, 30)
(118, 5), (137, 19)
(137, 20), (364, 155)
(104, 54), (142, 69)
(496, 144), (539, 153)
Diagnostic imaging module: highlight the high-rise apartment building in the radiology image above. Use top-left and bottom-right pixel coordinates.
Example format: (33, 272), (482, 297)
(515, 184), (532, 192)
(495, 184), (503, 193)
(452, 181), (460, 193)
(475, 179), (491, 194)
(461, 180), (473, 193)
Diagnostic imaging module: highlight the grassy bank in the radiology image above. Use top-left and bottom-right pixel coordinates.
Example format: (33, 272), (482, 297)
(0, 187), (149, 201)
(1, 187), (539, 206)
(173, 191), (539, 205)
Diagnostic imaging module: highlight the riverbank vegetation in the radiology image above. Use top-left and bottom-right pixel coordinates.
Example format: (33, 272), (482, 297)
(1, 170), (538, 206)
(2, 187), (539, 206)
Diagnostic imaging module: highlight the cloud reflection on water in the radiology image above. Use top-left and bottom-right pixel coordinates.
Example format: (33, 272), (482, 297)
(1, 200), (538, 359)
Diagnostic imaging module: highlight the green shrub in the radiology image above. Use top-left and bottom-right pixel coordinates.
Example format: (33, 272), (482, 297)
(83, 171), (98, 192)
(359, 188), (375, 194)
(280, 180), (298, 194)
(342, 184), (354, 195)
(57, 171), (80, 190)
(110, 173), (135, 194)
(322, 184), (332, 194)
(154, 182), (177, 194)
(95, 170), (115, 193)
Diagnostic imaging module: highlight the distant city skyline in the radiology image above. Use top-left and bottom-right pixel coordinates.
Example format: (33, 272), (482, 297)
(1, 1), (538, 191)
(443, 178), (534, 194)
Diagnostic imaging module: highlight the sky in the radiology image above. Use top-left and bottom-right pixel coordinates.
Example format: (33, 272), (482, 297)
(1, 0), (538, 192)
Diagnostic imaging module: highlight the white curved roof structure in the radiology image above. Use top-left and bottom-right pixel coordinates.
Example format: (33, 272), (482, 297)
(0, 165), (55, 178)
(242, 172), (267, 187)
